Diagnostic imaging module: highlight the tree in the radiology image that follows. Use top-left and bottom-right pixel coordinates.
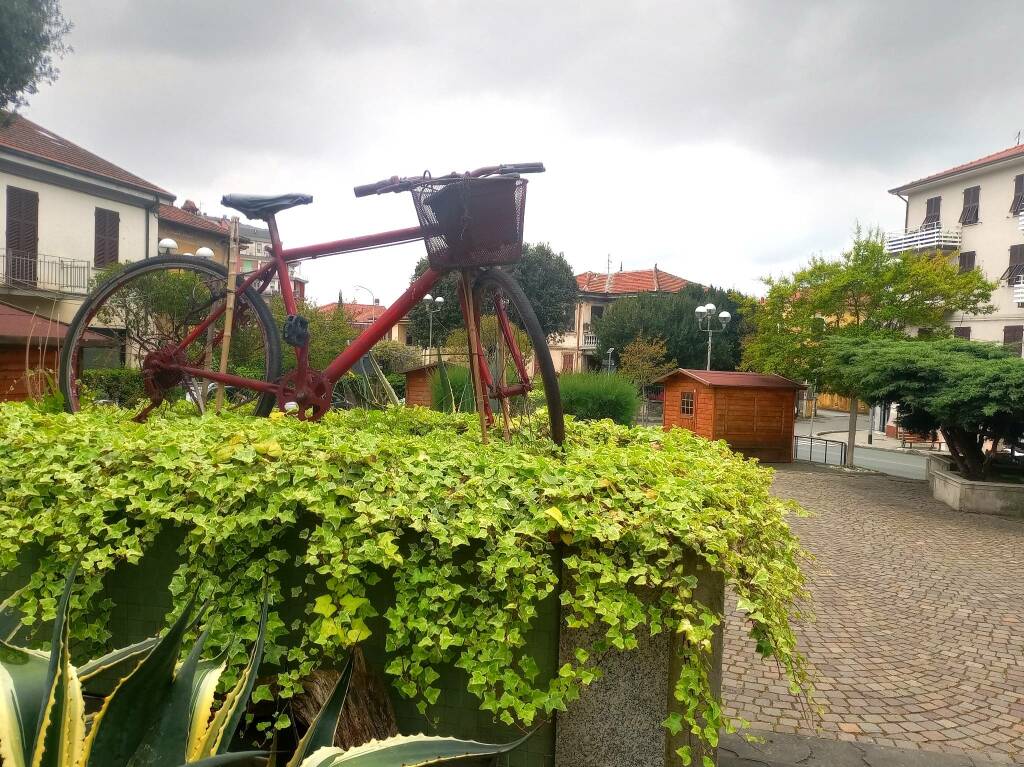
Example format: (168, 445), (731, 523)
(617, 336), (675, 388)
(405, 242), (578, 346)
(593, 284), (743, 371)
(741, 227), (996, 464)
(1, 0), (71, 113)
(820, 336), (1024, 480)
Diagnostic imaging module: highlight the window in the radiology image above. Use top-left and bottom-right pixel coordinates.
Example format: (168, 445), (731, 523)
(561, 352), (575, 372)
(922, 196), (941, 228)
(958, 251), (975, 273)
(94, 208), (119, 268)
(680, 391), (695, 417)
(590, 305), (604, 322)
(953, 326), (971, 340)
(959, 186), (980, 225)
(1004, 325), (1023, 356)
(6, 186), (39, 285)
(1001, 244), (1024, 282)
(1011, 174), (1024, 215)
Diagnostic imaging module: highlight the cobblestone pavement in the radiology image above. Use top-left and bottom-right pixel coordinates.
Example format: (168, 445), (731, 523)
(723, 464), (1024, 764)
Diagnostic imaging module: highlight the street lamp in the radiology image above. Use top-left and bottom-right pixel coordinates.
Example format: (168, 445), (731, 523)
(695, 302), (731, 370)
(158, 238), (178, 256)
(605, 347), (615, 375)
(422, 293), (445, 352)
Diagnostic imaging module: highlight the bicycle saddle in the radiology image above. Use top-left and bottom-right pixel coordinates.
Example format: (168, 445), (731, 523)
(221, 193), (313, 220)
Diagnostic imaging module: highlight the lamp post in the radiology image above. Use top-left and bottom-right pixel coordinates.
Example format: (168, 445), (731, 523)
(694, 303), (731, 371)
(158, 238), (178, 256)
(605, 347), (615, 375)
(422, 293), (445, 354)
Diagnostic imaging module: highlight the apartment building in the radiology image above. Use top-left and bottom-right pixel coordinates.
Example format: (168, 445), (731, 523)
(888, 144), (1024, 350)
(548, 267), (691, 373)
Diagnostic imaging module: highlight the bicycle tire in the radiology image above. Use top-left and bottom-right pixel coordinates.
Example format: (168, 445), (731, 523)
(472, 267), (565, 445)
(59, 255), (282, 417)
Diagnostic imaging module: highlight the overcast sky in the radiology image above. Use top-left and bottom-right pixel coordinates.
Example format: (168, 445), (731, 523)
(21, 0), (1024, 305)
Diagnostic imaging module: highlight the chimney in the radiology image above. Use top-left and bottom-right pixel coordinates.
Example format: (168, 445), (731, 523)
(182, 199), (199, 214)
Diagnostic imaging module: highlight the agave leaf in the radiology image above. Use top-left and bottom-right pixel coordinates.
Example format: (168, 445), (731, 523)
(436, 353), (455, 413)
(31, 570), (86, 767)
(286, 654), (354, 767)
(77, 637), (160, 684)
(80, 595), (198, 767)
(297, 733), (531, 767)
(0, 642), (50, 767)
(175, 750), (267, 767)
(186, 648), (230, 762)
(120, 627), (211, 767)
(195, 591), (269, 756)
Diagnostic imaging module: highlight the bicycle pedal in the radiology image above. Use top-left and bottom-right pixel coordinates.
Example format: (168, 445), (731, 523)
(283, 314), (310, 347)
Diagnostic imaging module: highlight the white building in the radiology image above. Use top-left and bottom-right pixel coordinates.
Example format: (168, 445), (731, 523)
(888, 144), (1024, 351)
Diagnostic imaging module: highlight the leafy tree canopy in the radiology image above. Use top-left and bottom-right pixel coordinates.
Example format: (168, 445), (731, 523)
(617, 336), (676, 388)
(820, 336), (1024, 480)
(406, 243), (579, 346)
(741, 227), (996, 382)
(594, 284), (744, 371)
(1, 0), (71, 112)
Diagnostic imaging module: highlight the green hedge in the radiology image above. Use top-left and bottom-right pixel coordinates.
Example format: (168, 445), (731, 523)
(558, 373), (639, 425)
(80, 368), (146, 406)
(0, 403), (807, 753)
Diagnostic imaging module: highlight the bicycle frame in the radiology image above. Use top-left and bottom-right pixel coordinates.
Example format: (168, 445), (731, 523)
(174, 219), (445, 396)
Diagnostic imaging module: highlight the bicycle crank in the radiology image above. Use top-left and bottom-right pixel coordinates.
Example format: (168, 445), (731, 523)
(276, 370), (332, 421)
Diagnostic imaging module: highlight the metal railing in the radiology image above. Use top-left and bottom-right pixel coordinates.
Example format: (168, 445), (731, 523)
(794, 435), (847, 466)
(581, 332), (598, 349)
(637, 398), (664, 427)
(0, 250), (93, 294)
(884, 226), (961, 254)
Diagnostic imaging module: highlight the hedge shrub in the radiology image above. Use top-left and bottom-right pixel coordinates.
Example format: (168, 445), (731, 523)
(79, 368), (146, 406)
(0, 404), (808, 755)
(558, 372), (640, 425)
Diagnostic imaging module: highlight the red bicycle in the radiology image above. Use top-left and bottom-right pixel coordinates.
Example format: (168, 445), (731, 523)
(58, 163), (565, 444)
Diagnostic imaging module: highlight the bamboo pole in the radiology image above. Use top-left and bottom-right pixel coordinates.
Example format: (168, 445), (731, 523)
(459, 270), (489, 444)
(215, 217), (241, 413)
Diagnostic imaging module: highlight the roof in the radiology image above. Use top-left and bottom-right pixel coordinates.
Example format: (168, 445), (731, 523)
(320, 301), (386, 323)
(890, 142), (1024, 194)
(159, 204), (229, 236)
(654, 368), (806, 389)
(0, 300), (110, 344)
(575, 267), (689, 295)
(0, 113), (171, 197)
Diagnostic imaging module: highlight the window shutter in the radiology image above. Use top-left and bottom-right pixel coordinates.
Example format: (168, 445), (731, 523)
(94, 208), (119, 268)
(6, 186), (39, 285)
(1012, 175), (1024, 215)
(958, 251), (975, 273)
(958, 186), (979, 225)
(1004, 325), (1024, 356)
(923, 196), (941, 227)
(1011, 245), (1024, 266)
(953, 326), (971, 340)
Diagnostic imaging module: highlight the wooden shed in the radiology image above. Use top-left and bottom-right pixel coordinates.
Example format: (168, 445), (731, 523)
(656, 369), (805, 462)
(403, 363), (438, 408)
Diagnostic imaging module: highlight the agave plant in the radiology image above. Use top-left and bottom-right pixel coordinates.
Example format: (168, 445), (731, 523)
(0, 574), (530, 767)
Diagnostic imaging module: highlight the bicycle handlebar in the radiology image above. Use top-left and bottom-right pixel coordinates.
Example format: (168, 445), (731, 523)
(353, 162), (545, 197)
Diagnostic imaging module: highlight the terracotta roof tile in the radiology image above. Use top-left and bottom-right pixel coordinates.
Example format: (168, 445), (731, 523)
(320, 301), (387, 323)
(575, 268), (689, 295)
(891, 143), (1024, 193)
(0, 113), (170, 197)
(654, 368), (805, 389)
(158, 204), (229, 236)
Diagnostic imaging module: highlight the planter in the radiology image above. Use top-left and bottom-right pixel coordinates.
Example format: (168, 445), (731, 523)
(927, 455), (1024, 519)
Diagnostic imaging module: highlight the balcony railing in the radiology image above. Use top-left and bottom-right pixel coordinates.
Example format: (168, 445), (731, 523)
(0, 250), (92, 295)
(884, 226), (961, 254)
(582, 332), (598, 349)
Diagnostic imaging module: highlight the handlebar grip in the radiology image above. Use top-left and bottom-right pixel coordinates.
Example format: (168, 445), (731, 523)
(502, 162), (545, 174)
(353, 178), (394, 197)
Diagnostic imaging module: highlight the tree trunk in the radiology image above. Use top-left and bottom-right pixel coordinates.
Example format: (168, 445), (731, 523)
(845, 396), (858, 466)
(291, 646), (398, 749)
(941, 426), (986, 481)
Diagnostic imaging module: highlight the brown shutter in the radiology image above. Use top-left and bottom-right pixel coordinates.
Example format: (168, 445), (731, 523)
(6, 186), (39, 285)
(1011, 245), (1024, 266)
(958, 186), (979, 225)
(958, 251), (975, 273)
(1004, 325), (1023, 356)
(953, 326), (971, 340)
(94, 208), (119, 268)
(923, 196), (941, 227)
(1012, 175), (1024, 215)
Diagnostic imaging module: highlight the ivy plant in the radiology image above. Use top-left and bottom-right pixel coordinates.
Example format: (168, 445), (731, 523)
(0, 403), (809, 760)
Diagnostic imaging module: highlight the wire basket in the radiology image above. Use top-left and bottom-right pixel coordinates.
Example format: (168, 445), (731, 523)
(411, 176), (527, 269)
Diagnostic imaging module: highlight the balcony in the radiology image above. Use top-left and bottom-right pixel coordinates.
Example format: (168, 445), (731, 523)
(884, 226), (961, 254)
(0, 250), (92, 295)
(581, 332), (598, 349)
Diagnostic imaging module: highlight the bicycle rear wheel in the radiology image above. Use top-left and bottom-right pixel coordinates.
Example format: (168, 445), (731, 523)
(469, 267), (564, 445)
(59, 256), (281, 418)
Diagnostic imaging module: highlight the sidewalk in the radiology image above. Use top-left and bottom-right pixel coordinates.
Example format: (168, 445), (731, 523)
(721, 731), (1021, 767)
(798, 409), (946, 454)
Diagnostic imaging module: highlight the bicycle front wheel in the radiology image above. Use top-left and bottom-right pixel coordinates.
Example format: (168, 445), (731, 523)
(470, 267), (564, 445)
(59, 256), (281, 418)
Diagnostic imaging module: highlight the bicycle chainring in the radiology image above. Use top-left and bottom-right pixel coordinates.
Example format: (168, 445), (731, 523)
(276, 369), (332, 421)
